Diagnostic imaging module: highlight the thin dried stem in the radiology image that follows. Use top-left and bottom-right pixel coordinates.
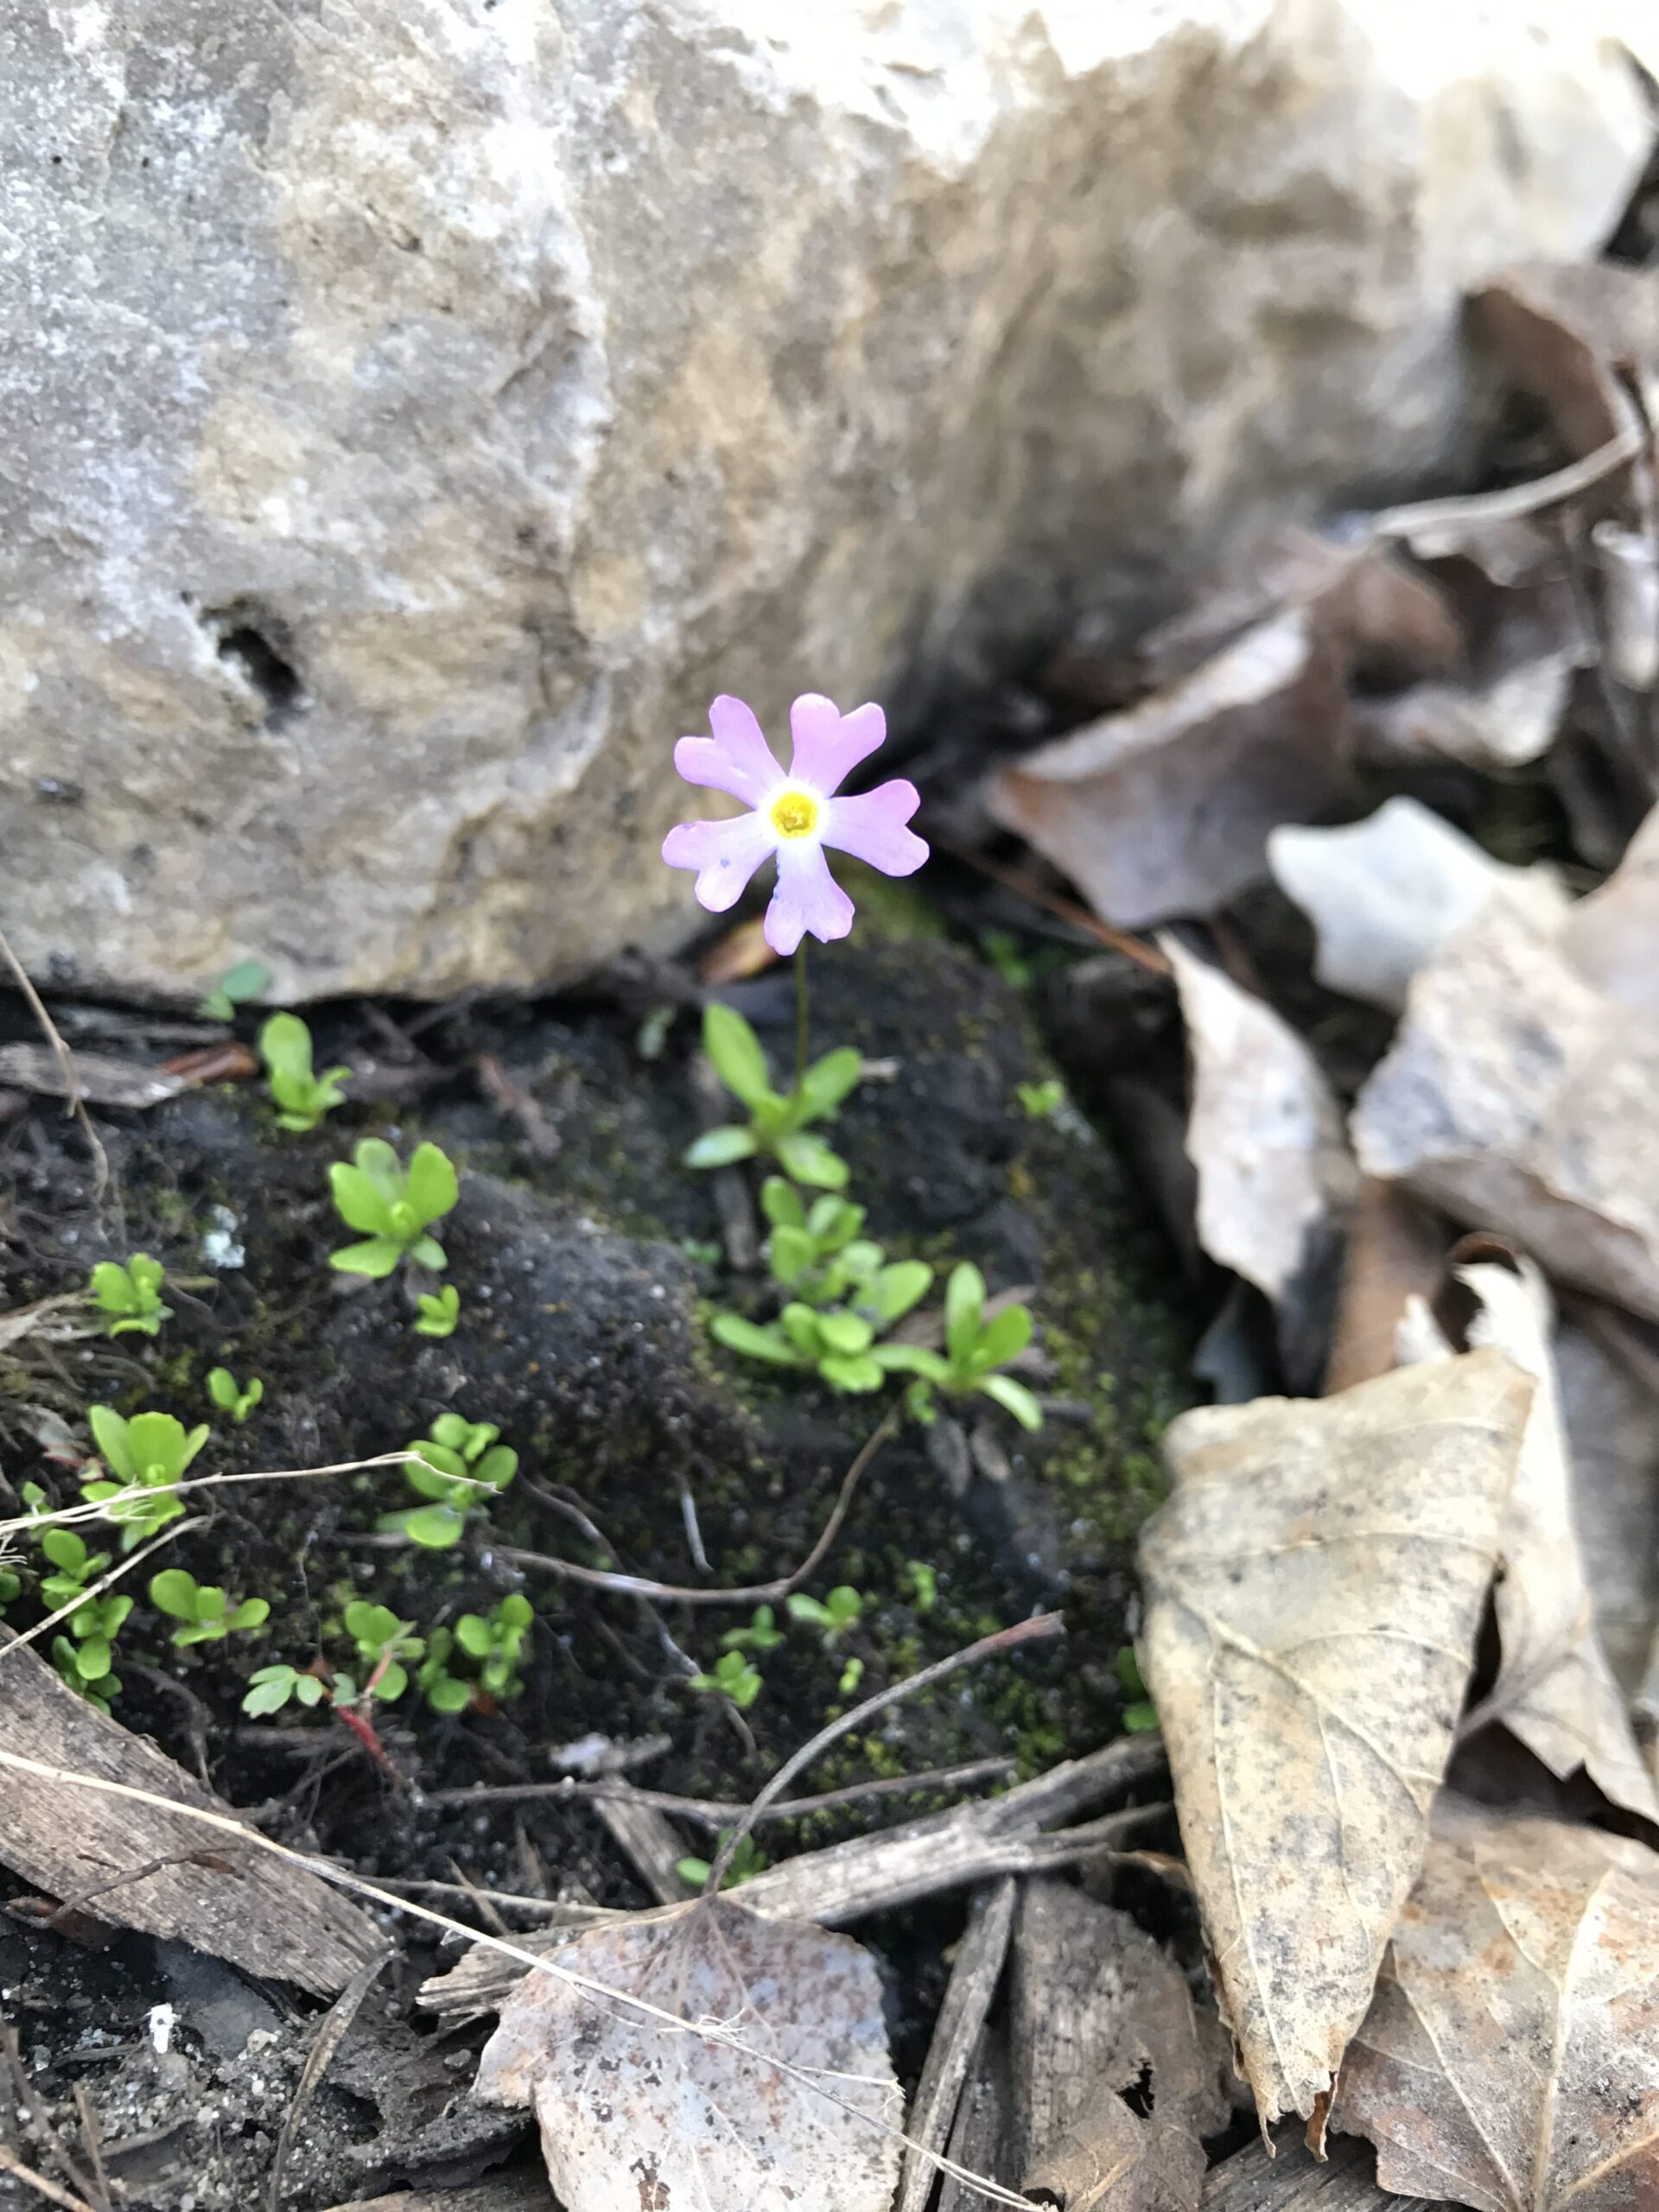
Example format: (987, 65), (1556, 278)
(499, 1400), (902, 1606)
(702, 1611), (1065, 1895)
(0, 928), (111, 1205)
(420, 1753), (1017, 1827)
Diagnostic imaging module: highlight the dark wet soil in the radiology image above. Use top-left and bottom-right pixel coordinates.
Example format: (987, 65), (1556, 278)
(0, 919), (1192, 2209)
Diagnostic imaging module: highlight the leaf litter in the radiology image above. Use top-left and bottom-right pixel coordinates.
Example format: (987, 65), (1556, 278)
(1333, 1794), (1659, 2212)
(1138, 1348), (1533, 2131)
(473, 1901), (904, 2212)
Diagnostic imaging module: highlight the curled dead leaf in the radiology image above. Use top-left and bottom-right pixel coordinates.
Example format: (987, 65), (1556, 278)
(1351, 895), (1659, 1323)
(1268, 798), (1567, 1014)
(1139, 1349), (1533, 2130)
(472, 1900), (903, 2212)
(1334, 1793), (1659, 2212)
(988, 609), (1351, 931)
(1471, 261), (1659, 465)
(1162, 935), (1357, 1390)
(1447, 1257), (1657, 1824)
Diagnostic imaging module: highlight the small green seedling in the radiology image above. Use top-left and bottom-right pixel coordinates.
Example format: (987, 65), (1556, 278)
(689, 1649), (761, 1708)
(243, 1663), (328, 1717)
(876, 1264), (1044, 1432)
(684, 1004), (860, 1190)
(83, 1408), (208, 1547)
(1116, 1645), (1159, 1733)
(786, 1586), (863, 1644)
(149, 1568), (269, 1648)
(416, 1628), (473, 1714)
(720, 1604), (785, 1656)
(1016, 1078), (1065, 1120)
(0, 1563), (18, 1614)
(676, 1834), (768, 1891)
(904, 1560), (938, 1613)
(198, 958), (271, 1023)
(712, 1260), (930, 1394)
(89, 1254), (171, 1338)
(414, 1283), (461, 1338)
(207, 1368), (264, 1424)
(455, 1593), (533, 1700)
(757, 1179), (933, 1319)
(39, 1529), (130, 1705)
(837, 1656), (865, 1697)
(340, 1599), (423, 1703)
(380, 1414), (518, 1548)
(53, 1624), (126, 1708)
(259, 1012), (351, 1133)
(328, 1138), (459, 1279)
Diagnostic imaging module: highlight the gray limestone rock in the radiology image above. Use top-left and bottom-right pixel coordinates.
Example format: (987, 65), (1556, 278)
(0, 0), (1650, 998)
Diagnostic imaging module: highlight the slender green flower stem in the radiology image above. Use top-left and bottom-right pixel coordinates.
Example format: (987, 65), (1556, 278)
(793, 941), (810, 1098)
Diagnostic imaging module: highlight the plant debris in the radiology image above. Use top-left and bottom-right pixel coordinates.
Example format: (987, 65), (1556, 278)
(1138, 1349), (1533, 2130)
(1333, 1793), (1659, 2210)
(472, 1901), (904, 2212)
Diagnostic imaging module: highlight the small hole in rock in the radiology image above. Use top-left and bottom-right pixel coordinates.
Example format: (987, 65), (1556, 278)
(1118, 2061), (1155, 2119)
(213, 620), (305, 727)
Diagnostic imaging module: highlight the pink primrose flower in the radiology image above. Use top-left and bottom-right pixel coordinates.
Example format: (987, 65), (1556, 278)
(662, 694), (927, 955)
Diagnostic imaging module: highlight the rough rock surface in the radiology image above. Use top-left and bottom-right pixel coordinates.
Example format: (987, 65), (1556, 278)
(0, 1), (1651, 1001)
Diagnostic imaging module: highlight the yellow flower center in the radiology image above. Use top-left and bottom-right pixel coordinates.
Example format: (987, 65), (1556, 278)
(769, 790), (820, 841)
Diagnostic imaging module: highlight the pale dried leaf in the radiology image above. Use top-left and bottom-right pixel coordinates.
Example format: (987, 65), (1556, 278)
(1590, 520), (1659, 691)
(988, 610), (1351, 930)
(1558, 800), (1659, 1020)
(1333, 1794), (1659, 2212)
(472, 1901), (902, 2212)
(1351, 896), (1659, 1323)
(1139, 1350), (1532, 2130)
(1353, 639), (1577, 771)
(1268, 798), (1567, 1013)
(1556, 1313), (1659, 1700)
(1163, 936), (1357, 1389)
(1455, 1259), (1657, 1823)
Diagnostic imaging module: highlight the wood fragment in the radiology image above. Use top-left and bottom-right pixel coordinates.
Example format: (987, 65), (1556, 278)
(938, 2023), (1014, 2212)
(1008, 1878), (1227, 2208)
(420, 1737), (1166, 2013)
(1199, 2132), (1451, 2211)
(268, 1951), (391, 2212)
(895, 1878), (1017, 2212)
(0, 1042), (188, 1110)
(591, 1778), (691, 1905)
(0, 1637), (384, 1994)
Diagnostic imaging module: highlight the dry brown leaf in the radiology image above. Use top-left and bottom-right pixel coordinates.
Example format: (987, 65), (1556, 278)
(1162, 935), (1357, 1391)
(1452, 1259), (1657, 1823)
(1139, 1349), (1533, 2131)
(1472, 262), (1659, 463)
(1010, 1879), (1228, 2212)
(1556, 1310), (1659, 1700)
(1135, 527), (1461, 695)
(1351, 895), (1659, 1324)
(1333, 1794), (1659, 2212)
(988, 609), (1351, 930)
(1268, 798), (1567, 1013)
(472, 1900), (902, 2212)
(1324, 1181), (1452, 1395)
(1559, 799), (1659, 1020)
